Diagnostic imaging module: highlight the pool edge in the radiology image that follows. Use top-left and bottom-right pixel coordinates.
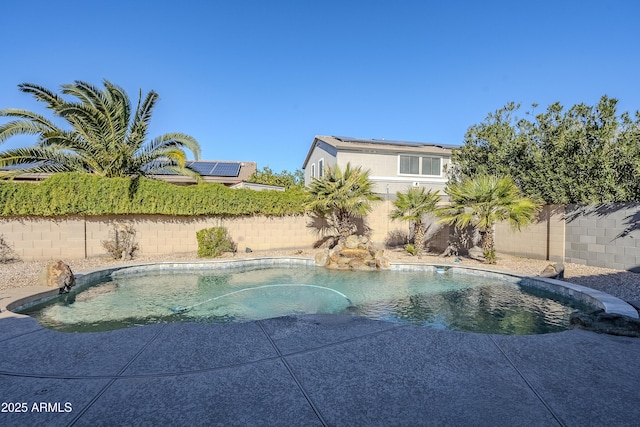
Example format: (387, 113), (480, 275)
(3, 257), (638, 321)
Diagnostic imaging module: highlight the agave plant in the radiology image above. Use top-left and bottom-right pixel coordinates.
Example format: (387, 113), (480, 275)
(390, 187), (440, 255)
(0, 80), (201, 179)
(305, 162), (382, 241)
(437, 174), (541, 263)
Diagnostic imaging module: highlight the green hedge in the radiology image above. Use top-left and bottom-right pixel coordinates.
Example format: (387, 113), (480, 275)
(0, 173), (307, 217)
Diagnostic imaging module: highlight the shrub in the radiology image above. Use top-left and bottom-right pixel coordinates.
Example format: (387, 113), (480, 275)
(102, 222), (139, 260)
(0, 172), (307, 217)
(404, 244), (419, 256)
(196, 227), (236, 258)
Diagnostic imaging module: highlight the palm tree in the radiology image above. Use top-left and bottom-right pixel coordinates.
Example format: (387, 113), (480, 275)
(390, 187), (441, 255)
(0, 80), (201, 179)
(305, 162), (382, 242)
(437, 174), (541, 263)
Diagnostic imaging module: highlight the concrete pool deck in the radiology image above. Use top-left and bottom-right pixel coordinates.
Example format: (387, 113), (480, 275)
(1, 312), (639, 426)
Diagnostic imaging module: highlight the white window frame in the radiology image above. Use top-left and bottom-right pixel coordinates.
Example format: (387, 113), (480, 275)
(398, 155), (442, 177)
(310, 163), (316, 178)
(318, 158), (324, 178)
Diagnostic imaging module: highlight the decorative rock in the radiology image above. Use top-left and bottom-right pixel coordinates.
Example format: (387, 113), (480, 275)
(468, 246), (485, 262)
(340, 248), (370, 259)
(314, 250), (329, 267)
(344, 235), (359, 249)
(570, 310), (640, 337)
(539, 263), (565, 279)
(315, 235), (389, 270)
(43, 260), (76, 294)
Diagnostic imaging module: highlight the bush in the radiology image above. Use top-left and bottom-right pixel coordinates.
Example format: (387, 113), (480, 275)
(0, 172), (307, 217)
(102, 222), (139, 260)
(196, 227), (237, 258)
(404, 244), (419, 256)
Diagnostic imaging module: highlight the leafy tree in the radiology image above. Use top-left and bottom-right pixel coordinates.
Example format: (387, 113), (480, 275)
(0, 80), (201, 179)
(305, 162), (381, 241)
(437, 174), (541, 263)
(247, 166), (304, 189)
(390, 187), (440, 255)
(451, 96), (640, 204)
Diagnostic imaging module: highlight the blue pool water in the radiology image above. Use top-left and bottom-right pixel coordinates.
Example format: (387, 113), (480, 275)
(18, 265), (590, 334)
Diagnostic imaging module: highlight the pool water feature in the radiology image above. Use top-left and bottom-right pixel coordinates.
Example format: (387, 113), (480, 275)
(17, 264), (592, 335)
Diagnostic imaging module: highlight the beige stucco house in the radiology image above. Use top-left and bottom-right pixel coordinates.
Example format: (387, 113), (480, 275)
(302, 135), (454, 197)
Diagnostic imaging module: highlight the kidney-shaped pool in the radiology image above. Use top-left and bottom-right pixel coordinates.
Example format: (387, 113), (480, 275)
(15, 261), (594, 335)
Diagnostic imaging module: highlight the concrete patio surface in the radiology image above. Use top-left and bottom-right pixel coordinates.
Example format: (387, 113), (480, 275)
(1, 313), (639, 426)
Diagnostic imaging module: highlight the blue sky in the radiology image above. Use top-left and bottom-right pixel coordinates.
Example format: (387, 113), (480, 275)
(2, 0), (639, 172)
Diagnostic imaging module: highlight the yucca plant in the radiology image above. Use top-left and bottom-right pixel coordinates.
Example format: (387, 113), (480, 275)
(0, 80), (201, 179)
(390, 187), (440, 255)
(305, 162), (382, 241)
(437, 174), (541, 263)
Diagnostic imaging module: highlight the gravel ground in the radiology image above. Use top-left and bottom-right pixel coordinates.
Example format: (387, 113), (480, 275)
(2, 248), (640, 304)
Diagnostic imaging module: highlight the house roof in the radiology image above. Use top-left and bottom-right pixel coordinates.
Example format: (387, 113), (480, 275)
(302, 135), (456, 169)
(1, 160), (257, 186)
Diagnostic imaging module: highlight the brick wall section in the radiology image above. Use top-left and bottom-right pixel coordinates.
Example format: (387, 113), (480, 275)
(4, 203), (635, 270)
(494, 205), (565, 262)
(0, 202), (451, 261)
(0, 215), (321, 260)
(564, 203), (640, 271)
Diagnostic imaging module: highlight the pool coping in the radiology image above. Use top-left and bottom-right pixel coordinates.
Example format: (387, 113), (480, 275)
(1, 256), (638, 320)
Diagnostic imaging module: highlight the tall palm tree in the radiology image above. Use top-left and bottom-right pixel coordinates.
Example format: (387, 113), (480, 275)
(0, 80), (201, 179)
(437, 174), (541, 263)
(390, 187), (441, 255)
(306, 162), (382, 241)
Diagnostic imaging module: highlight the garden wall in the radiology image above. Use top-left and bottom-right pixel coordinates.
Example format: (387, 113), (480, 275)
(3, 202), (638, 272)
(0, 215), (319, 260)
(564, 204), (640, 272)
(0, 201), (446, 261)
(494, 205), (565, 262)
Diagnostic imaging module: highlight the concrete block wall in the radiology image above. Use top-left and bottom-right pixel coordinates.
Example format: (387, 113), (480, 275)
(0, 202), (454, 261)
(3, 203), (636, 271)
(0, 215), (320, 261)
(564, 203), (640, 271)
(494, 205), (565, 262)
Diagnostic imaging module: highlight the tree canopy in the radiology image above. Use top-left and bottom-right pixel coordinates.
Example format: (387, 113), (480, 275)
(0, 80), (202, 179)
(246, 166), (304, 189)
(451, 96), (640, 204)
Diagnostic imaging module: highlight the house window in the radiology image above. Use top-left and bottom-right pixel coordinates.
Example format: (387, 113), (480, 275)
(318, 159), (324, 178)
(310, 164), (316, 178)
(399, 155), (441, 176)
(399, 156), (419, 174)
(422, 157), (441, 176)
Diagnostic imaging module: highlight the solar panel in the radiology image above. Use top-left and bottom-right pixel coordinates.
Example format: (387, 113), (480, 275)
(333, 136), (457, 150)
(187, 161), (215, 175)
(211, 162), (241, 177)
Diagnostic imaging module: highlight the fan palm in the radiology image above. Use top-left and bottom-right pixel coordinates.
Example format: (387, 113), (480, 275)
(305, 163), (382, 241)
(0, 80), (201, 179)
(437, 174), (541, 263)
(390, 187), (441, 255)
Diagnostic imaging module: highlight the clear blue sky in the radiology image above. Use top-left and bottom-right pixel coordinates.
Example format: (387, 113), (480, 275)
(2, 0), (639, 172)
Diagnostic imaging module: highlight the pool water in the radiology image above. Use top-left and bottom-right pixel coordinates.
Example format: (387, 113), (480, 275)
(19, 265), (590, 334)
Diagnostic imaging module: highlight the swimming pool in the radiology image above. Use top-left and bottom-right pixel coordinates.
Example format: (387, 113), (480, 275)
(16, 259), (595, 335)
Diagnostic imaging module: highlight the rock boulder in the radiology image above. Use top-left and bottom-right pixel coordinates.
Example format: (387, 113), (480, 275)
(42, 260), (76, 294)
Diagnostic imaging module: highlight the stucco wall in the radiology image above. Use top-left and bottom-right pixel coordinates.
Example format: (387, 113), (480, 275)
(336, 150), (450, 196)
